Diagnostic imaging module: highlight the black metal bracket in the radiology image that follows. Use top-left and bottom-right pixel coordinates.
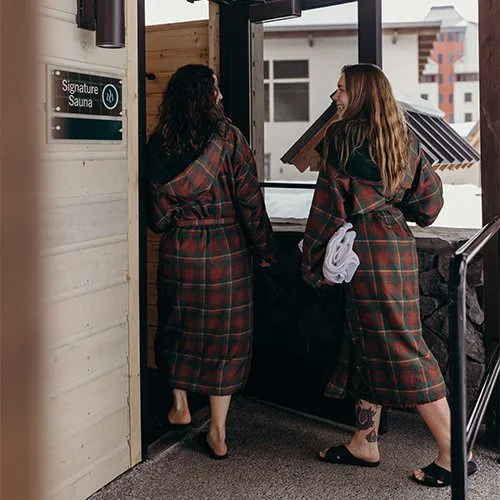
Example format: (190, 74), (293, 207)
(76, 0), (97, 31)
(250, 0), (301, 23)
(76, 0), (96, 31)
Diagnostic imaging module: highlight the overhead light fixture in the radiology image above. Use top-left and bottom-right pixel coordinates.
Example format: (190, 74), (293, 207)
(77, 0), (125, 49)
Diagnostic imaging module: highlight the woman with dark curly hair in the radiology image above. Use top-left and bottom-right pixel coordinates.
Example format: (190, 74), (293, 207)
(147, 64), (276, 459)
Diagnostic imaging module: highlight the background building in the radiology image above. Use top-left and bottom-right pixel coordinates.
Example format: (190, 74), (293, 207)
(424, 5), (479, 123)
(263, 20), (441, 180)
(263, 5), (480, 184)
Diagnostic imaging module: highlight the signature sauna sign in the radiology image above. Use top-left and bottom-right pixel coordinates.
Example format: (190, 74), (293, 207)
(49, 68), (123, 141)
(51, 69), (122, 116)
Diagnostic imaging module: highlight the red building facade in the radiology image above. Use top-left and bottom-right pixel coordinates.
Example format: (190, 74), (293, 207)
(431, 29), (465, 122)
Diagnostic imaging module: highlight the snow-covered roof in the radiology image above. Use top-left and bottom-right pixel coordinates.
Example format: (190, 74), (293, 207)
(450, 121), (477, 138)
(396, 93), (445, 118)
(424, 5), (476, 28)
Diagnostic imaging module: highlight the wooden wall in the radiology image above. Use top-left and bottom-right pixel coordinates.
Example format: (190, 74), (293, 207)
(146, 14), (218, 367)
(38, 1), (133, 498)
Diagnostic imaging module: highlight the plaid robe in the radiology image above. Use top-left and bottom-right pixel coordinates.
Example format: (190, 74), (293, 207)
(149, 125), (276, 396)
(302, 132), (447, 408)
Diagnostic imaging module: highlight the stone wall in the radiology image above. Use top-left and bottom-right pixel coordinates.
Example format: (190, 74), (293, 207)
(414, 227), (484, 410)
(249, 224), (485, 417)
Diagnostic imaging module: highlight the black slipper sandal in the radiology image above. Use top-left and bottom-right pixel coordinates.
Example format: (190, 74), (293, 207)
(412, 460), (478, 487)
(319, 445), (380, 468)
(165, 419), (193, 431)
(198, 432), (228, 460)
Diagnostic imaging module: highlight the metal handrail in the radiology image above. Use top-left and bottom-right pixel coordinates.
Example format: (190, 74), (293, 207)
(449, 215), (500, 500)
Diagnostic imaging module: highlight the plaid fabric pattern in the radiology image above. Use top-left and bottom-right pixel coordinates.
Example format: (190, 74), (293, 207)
(302, 132), (447, 408)
(150, 125), (276, 396)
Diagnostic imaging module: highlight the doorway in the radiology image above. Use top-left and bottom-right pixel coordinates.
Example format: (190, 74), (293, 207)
(138, 0), (386, 456)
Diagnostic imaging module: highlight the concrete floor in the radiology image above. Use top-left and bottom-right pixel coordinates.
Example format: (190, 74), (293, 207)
(91, 398), (500, 500)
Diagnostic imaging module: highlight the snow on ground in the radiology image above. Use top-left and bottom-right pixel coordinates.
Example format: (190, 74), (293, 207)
(264, 183), (483, 229)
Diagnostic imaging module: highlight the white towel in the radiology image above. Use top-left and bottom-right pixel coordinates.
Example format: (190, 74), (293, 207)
(299, 222), (360, 284)
(323, 222), (360, 284)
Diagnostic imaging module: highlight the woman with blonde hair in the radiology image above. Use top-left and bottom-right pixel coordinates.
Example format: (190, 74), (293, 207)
(302, 63), (477, 486)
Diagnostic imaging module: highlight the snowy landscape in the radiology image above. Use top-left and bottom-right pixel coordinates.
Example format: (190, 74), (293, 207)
(265, 183), (482, 229)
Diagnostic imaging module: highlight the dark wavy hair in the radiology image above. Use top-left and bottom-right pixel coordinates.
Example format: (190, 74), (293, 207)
(153, 64), (231, 155)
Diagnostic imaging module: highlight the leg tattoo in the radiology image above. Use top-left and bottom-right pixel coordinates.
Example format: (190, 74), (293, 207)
(365, 429), (378, 443)
(355, 402), (378, 431)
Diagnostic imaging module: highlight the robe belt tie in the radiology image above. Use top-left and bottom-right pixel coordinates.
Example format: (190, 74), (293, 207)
(174, 218), (237, 228)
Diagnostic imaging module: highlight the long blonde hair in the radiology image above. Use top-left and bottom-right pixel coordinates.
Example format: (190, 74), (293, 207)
(323, 64), (409, 193)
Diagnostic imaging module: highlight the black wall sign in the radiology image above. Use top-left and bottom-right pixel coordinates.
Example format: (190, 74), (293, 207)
(51, 69), (122, 117)
(51, 117), (122, 141)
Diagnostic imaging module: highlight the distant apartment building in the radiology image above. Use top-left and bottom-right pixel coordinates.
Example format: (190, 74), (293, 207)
(263, 20), (441, 180)
(422, 5), (479, 123)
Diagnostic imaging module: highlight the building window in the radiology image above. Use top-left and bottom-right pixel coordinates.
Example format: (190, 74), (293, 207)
(419, 74), (437, 83)
(465, 92), (472, 102)
(457, 31), (465, 42)
(465, 113), (473, 122)
(420, 93), (428, 101)
(264, 83), (270, 122)
(264, 153), (271, 180)
(439, 93), (443, 104)
(449, 73), (455, 83)
(264, 60), (309, 123)
(449, 93), (454, 104)
(438, 73), (443, 84)
(447, 32), (455, 41)
(438, 53), (443, 63)
(274, 83), (309, 121)
(274, 60), (308, 79)
(449, 113), (454, 122)
(438, 32), (444, 42)
(456, 73), (479, 82)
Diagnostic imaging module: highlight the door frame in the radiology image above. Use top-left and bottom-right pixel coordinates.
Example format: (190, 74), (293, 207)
(136, 0), (383, 459)
(136, 0), (150, 460)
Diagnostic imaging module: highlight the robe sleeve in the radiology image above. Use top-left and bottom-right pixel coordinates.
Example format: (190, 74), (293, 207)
(301, 164), (347, 288)
(148, 183), (184, 233)
(397, 141), (444, 227)
(231, 128), (277, 262)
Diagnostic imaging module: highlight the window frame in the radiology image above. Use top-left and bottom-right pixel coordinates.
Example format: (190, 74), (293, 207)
(264, 153), (271, 180)
(264, 59), (310, 123)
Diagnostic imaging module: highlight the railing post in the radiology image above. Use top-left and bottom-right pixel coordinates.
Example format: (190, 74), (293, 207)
(449, 256), (469, 500)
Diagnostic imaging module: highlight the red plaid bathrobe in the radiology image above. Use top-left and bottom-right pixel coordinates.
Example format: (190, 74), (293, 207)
(302, 132), (447, 408)
(149, 125), (276, 396)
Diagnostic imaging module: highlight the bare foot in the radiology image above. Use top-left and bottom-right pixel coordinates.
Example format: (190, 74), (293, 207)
(412, 452), (473, 481)
(168, 408), (191, 426)
(207, 429), (228, 457)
